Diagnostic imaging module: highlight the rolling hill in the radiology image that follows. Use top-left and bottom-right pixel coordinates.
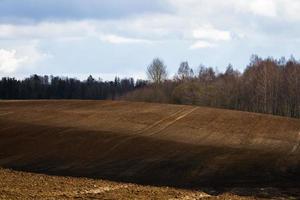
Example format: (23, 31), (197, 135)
(0, 100), (299, 189)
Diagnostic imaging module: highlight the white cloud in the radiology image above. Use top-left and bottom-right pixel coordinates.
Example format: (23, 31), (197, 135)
(189, 26), (230, 49)
(249, 0), (277, 17)
(192, 27), (231, 41)
(0, 45), (50, 74)
(0, 49), (27, 73)
(190, 41), (216, 49)
(0, 0), (299, 77)
(231, 0), (277, 18)
(0, 20), (159, 44)
(233, 0), (300, 20)
(0, 1), (297, 42)
(278, 0), (300, 21)
(0, 0), (298, 56)
(168, 0), (278, 18)
(0, 21), (96, 40)
(99, 34), (151, 44)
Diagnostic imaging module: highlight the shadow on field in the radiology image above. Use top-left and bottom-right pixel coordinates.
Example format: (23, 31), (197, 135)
(0, 119), (299, 199)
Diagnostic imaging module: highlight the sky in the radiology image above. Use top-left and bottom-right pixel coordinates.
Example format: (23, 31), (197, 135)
(1, 0), (300, 80)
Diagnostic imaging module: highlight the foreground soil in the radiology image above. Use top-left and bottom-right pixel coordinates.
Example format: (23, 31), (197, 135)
(1, 168), (298, 200)
(0, 100), (299, 199)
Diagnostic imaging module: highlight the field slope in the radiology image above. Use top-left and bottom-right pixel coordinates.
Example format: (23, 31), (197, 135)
(0, 100), (299, 189)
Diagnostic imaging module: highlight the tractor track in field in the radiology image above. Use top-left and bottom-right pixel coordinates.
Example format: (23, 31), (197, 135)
(101, 107), (197, 156)
(145, 107), (198, 137)
(1, 100), (300, 195)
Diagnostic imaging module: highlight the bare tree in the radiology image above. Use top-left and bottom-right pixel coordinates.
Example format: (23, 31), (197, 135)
(198, 65), (216, 83)
(147, 58), (167, 84)
(129, 56), (300, 119)
(177, 61), (194, 81)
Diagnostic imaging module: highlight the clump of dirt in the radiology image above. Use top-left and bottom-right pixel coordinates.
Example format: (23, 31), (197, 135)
(2, 168), (298, 200)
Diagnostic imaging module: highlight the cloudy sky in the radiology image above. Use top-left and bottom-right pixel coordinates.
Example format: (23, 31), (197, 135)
(1, 0), (300, 80)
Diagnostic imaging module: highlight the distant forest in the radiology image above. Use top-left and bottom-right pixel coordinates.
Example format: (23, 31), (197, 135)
(0, 75), (147, 100)
(124, 55), (300, 119)
(1, 55), (300, 118)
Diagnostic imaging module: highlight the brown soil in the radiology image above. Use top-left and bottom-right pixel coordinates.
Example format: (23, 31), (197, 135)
(0, 168), (298, 200)
(0, 100), (299, 199)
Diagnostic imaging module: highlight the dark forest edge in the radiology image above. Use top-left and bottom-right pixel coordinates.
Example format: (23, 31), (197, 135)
(0, 75), (147, 101)
(1, 55), (300, 119)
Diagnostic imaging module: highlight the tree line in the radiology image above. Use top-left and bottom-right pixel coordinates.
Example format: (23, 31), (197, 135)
(1, 55), (300, 118)
(124, 55), (300, 118)
(0, 75), (146, 100)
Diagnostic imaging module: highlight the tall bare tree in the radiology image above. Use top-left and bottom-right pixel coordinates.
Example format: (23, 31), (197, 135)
(177, 61), (194, 81)
(147, 58), (167, 84)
